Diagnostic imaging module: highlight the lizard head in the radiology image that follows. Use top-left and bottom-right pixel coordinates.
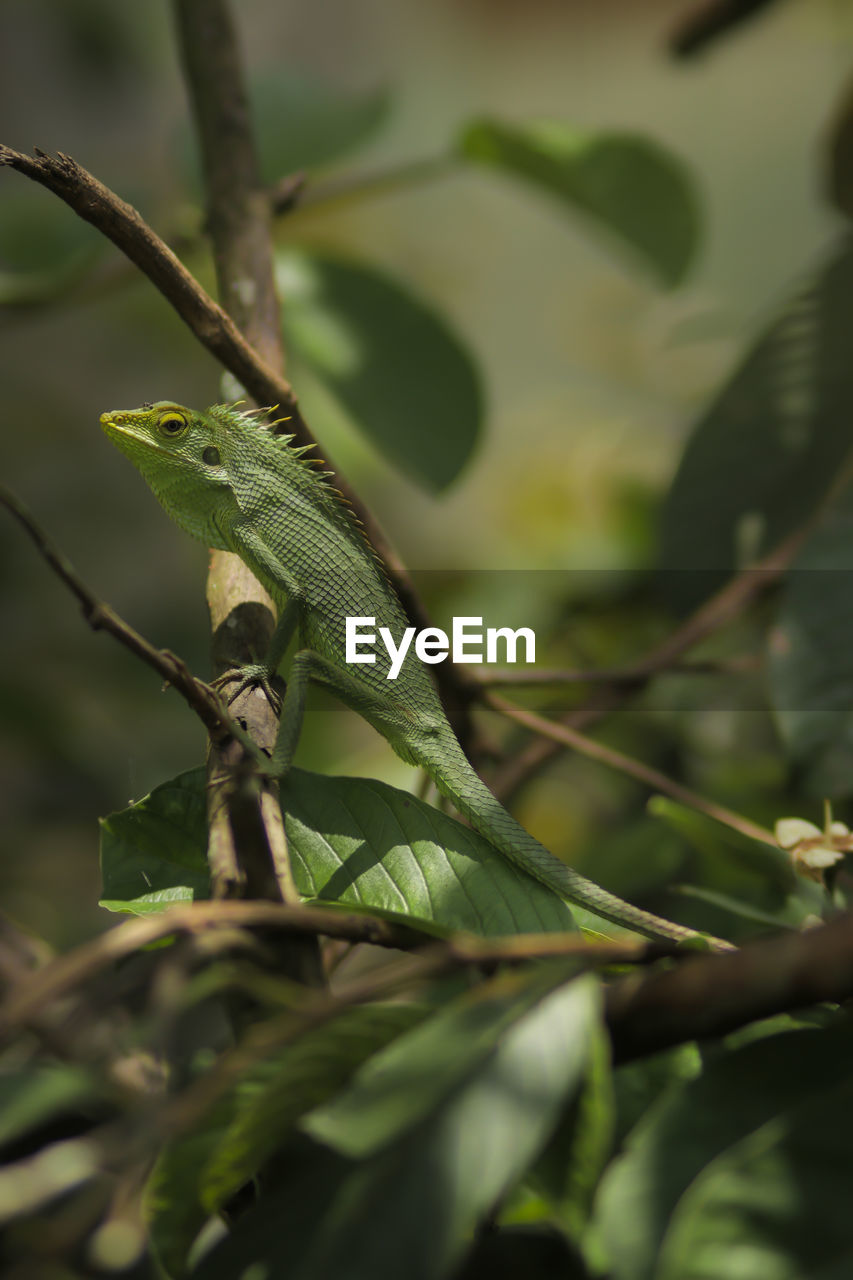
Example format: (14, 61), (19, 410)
(100, 401), (231, 543)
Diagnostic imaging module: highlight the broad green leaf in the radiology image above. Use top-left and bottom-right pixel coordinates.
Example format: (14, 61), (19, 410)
(593, 1018), (853, 1280)
(277, 248), (483, 491)
(609, 1044), (701, 1153)
(769, 489), (853, 788)
(199, 1004), (426, 1210)
(100, 767), (575, 935)
(148, 1005), (421, 1278)
(147, 1091), (236, 1280)
(533, 1020), (614, 1238)
(99, 769), (210, 914)
(299, 973), (600, 1280)
(656, 1074), (853, 1280)
(304, 967), (577, 1159)
(458, 118), (700, 287)
(660, 238), (853, 612)
(199, 971), (601, 1280)
(281, 767), (575, 935)
(192, 1135), (353, 1280)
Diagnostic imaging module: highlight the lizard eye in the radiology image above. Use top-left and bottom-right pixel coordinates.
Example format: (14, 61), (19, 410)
(158, 411), (188, 437)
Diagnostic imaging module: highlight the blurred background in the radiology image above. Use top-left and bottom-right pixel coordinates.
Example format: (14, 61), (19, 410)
(2, 0), (851, 945)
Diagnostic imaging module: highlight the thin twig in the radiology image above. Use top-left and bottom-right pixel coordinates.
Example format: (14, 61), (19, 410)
(0, 898), (677, 1042)
(488, 524), (812, 801)
(485, 689), (778, 848)
(0, 903), (428, 1037)
(471, 655), (760, 688)
(0, 484), (240, 744)
(292, 154), (458, 215)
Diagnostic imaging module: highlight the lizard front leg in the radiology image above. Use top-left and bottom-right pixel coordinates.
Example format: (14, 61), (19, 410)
(214, 594), (302, 712)
(263, 649), (422, 778)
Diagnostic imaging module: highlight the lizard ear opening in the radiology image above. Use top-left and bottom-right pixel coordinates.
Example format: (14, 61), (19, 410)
(202, 446), (221, 466)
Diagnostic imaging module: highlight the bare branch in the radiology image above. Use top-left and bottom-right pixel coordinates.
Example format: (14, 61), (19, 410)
(0, 484), (240, 745)
(489, 525), (811, 801)
(607, 909), (853, 1062)
(484, 689), (778, 848)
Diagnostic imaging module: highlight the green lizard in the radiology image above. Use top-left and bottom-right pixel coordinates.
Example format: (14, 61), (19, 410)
(101, 400), (730, 948)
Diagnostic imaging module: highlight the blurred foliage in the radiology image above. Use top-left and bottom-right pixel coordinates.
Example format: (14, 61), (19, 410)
(277, 247), (483, 491)
(4, 0), (853, 1277)
(458, 119), (700, 287)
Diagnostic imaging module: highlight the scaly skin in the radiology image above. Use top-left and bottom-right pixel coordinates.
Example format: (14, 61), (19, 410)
(101, 401), (732, 949)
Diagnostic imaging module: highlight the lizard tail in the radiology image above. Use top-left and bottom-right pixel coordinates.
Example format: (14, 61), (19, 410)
(413, 730), (734, 951)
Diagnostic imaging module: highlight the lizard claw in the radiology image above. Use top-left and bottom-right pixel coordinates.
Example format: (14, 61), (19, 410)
(213, 664), (284, 715)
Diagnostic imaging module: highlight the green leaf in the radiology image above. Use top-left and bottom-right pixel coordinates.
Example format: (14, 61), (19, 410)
(533, 1021), (614, 1238)
(610, 1044), (702, 1153)
(769, 489), (853, 786)
(0, 1065), (98, 1149)
(457, 118), (700, 287)
(301, 972), (600, 1280)
(304, 967), (576, 1159)
(278, 248), (483, 491)
(593, 1018), (853, 1280)
(251, 71), (390, 181)
(147, 1005), (422, 1277)
(280, 767), (575, 935)
(100, 767), (575, 935)
(99, 769), (210, 914)
(660, 238), (853, 612)
(200, 971), (601, 1280)
(656, 1074), (853, 1280)
(199, 1004), (427, 1211)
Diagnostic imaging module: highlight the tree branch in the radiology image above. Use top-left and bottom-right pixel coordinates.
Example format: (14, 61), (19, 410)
(0, 484), (242, 746)
(607, 909), (853, 1062)
(484, 689), (778, 848)
(488, 525), (809, 802)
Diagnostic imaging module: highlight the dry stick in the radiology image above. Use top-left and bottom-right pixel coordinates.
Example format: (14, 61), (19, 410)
(112, 909), (853, 1141)
(0, 484), (243, 745)
(0, 900), (672, 1041)
(489, 524), (811, 802)
(485, 689), (778, 848)
(0, 903), (429, 1038)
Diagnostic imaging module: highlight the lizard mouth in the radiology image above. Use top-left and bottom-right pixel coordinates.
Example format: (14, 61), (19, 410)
(100, 412), (163, 454)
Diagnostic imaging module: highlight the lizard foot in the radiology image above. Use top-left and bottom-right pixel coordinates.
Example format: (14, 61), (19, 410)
(213, 664), (284, 715)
